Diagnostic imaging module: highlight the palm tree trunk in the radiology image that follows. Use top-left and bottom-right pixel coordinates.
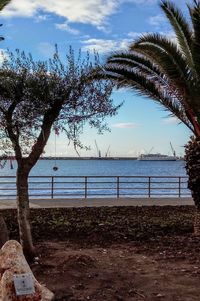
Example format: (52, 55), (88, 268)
(0, 214), (9, 248)
(16, 165), (35, 260)
(185, 137), (200, 235)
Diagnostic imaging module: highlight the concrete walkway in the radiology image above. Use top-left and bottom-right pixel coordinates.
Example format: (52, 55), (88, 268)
(0, 197), (194, 209)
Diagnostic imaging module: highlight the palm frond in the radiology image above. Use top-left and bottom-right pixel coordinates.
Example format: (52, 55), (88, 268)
(107, 51), (165, 80)
(188, 1), (200, 78)
(160, 1), (195, 73)
(132, 34), (189, 81)
(131, 34), (199, 102)
(0, 0), (11, 11)
(103, 64), (193, 131)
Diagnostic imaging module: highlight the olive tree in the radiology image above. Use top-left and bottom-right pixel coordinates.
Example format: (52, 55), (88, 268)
(0, 48), (120, 260)
(0, 0), (12, 247)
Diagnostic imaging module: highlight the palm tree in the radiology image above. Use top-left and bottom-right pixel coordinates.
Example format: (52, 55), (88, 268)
(101, 0), (200, 233)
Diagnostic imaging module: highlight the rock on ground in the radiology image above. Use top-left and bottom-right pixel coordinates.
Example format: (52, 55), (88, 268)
(0, 240), (54, 301)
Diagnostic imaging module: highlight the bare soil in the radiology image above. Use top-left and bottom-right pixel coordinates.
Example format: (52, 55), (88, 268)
(2, 206), (200, 300)
(32, 237), (200, 301)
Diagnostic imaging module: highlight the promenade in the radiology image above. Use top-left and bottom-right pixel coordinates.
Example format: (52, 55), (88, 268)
(0, 197), (194, 209)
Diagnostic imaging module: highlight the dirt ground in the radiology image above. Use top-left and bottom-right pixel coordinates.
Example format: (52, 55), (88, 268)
(32, 236), (200, 301)
(3, 206), (200, 300)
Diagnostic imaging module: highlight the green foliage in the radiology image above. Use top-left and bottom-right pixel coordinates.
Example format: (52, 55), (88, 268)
(2, 206), (195, 243)
(0, 48), (120, 158)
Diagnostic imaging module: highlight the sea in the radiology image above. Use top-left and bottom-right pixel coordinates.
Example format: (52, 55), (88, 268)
(0, 159), (189, 199)
(0, 158), (187, 177)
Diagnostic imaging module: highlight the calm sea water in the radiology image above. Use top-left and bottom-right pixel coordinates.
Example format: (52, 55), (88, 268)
(0, 159), (187, 177)
(0, 159), (188, 198)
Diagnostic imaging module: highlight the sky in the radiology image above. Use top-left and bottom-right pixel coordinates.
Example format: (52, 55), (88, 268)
(0, 0), (193, 157)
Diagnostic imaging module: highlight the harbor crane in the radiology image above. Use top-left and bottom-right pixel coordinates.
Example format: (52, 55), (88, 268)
(105, 145), (110, 157)
(94, 141), (110, 158)
(95, 140), (101, 158)
(170, 142), (176, 157)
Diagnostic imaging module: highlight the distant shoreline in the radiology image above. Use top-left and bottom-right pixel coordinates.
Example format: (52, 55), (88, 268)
(39, 156), (184, 161)
(0, 156), (184, 161)
(39, 156), (138, 160)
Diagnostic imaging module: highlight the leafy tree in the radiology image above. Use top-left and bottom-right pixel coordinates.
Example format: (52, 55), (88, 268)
(0, 48), (120, 260)
(100, 0), (200, 233)
(0, 0), (11, 246)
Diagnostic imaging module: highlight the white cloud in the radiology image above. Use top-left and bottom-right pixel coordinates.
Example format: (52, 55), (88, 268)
(96, 25), (111, 33)
(1, 0), (118, 26)
(148, 14), (165, 26)
(34, 14), (49, 22)
(81, 38), (131, 53)
(2, 1), (39, 18)
(81, 28), (177, 54)
(162, 117), (179, 124)
(1, 0), (160, 28)
(112, 122), (138, 129)
(55, 22), (80, 35)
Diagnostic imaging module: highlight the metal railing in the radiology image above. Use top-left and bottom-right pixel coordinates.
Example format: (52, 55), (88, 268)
(0, 175), (191, 199)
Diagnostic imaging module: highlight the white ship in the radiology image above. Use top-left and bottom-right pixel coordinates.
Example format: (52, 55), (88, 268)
(138, 153), (177, 161)
(138, 143), (179, 161)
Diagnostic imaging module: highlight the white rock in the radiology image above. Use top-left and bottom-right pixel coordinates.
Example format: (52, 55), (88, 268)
(0, 240), (54, 301)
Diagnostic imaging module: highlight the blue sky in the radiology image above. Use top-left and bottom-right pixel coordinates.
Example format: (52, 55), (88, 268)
(0, 0), (192, 157)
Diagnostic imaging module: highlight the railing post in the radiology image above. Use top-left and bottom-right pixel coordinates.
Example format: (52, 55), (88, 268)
(148, 177), (151, 197)
(117, 176), (120, 198)
(85, 176), (87, 198)
(178, 177), (181, 197)
(51, 176), (54, 199)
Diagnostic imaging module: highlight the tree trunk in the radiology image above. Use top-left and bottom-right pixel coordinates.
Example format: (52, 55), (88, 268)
(185, 137), (200, 235)
(16, 165), (35, 261)
(0, 214), (9, 248)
